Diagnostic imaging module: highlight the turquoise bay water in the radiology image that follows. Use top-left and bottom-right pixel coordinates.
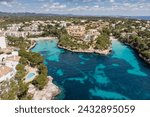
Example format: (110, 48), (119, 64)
(32, 39), (150, 100)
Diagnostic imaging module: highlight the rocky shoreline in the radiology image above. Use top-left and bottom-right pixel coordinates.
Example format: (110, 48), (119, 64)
(28, 38), (61, 100)
(28, 40), (37, 50)
(121, 41), (150, 65)
(111, 36), (150, 65)
(58, 44), (112, 55)
(139, 54), (150, 64)
(28, 76), (61, 100)
(28, 36), (57, 41)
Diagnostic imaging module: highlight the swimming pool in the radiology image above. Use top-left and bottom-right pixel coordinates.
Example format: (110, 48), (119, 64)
(25, 72), (36, 81)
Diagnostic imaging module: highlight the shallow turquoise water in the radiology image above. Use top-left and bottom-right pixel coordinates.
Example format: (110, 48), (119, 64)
(112, 40), (147, 77)
(32, 39), (150, 100)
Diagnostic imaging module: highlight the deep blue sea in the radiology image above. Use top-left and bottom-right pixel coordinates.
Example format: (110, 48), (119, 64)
(112, 16), (150, 20)
(127, 16), (150, 20)
(32, 39), (150, 100)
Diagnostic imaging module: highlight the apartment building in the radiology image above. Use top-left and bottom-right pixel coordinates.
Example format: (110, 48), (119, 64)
(4, 31), (29, 38)
(84, 29), (100, 40)
(66, 25), (85, 38)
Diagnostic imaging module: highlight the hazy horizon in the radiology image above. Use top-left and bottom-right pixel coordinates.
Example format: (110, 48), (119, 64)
(0, 0), (150, 16)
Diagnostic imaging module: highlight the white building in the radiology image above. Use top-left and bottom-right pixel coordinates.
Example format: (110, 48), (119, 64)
(5, 55), (20, 71)
(4, 31), (29, 38)
(112, 24), (116, 28)
(0, 52), (20, 82)
(7, 23), (23, 31)
(66, 25), (86, 37)
(0, 37), (7, 49)
(84, 29), (100, 40)
(0, 66), (14, 82)
(60, 21), (67, 27)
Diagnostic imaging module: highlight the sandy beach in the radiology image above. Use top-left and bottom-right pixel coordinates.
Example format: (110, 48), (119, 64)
(28, 36), (57, 41)
(110, 36), (117, 41)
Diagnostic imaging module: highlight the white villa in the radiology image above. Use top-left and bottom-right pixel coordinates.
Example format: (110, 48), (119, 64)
(0, 51), (20, 82)
(0, 36), (7, 49)
(0, 65), (14, 82)
(84, 29), (100, 40)
(7, 23), (23, 31)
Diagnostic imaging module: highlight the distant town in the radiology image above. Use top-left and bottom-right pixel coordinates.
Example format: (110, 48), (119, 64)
(0, 15), (150, 100)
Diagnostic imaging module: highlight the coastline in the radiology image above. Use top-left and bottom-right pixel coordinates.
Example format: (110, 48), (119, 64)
(139, 54), (150, 65)
(29, 36), (112, 55)
(28, 76), (61, 100)
(28, 36), (57, 41)
(112, 36), (150, 65)
(28, 37), (61, 100)
(57, 36), (113, 55)
(27, 36), (150, 100)
(28, 37), (58, 50)
(123, 42), (150, 65)
(58, 44), (111, 55)
(28, 40), (37, 50)
(111, 36), (150, 65)
(28, 37), (111, 99)
(29, 36), (150, 64)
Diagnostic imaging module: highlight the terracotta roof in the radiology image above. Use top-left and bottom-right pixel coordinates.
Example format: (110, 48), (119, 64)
(0, 66), (13, 78)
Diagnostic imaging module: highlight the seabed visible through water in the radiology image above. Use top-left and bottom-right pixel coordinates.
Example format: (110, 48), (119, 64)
(32, 39), (150, 100)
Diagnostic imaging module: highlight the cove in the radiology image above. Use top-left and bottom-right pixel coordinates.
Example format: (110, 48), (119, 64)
(31, 39), (150, 100)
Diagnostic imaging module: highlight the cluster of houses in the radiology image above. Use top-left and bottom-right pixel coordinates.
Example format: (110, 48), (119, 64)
(66, 25), (100, 40)
(0, 19), (111, 41)
(110, 20), (150, 40)
(0, 36), (20, 82)
(0, 19), (106, 83)
(112, 20), (150, 29)
(0, 21), (43, 38)
(65, 20), (110, 40)
(0, 18), (149, 83)
(0, 20), (68, 38)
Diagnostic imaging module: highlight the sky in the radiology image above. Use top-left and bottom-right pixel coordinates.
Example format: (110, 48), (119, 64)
(0, 0), (150, 16)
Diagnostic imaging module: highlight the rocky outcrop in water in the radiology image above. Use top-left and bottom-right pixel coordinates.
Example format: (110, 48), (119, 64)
(28, 77), (60, 100)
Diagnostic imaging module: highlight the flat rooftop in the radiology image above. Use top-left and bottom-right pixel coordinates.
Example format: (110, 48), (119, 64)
(6, 56), (20, 62)
(0, 66), (13, 78)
